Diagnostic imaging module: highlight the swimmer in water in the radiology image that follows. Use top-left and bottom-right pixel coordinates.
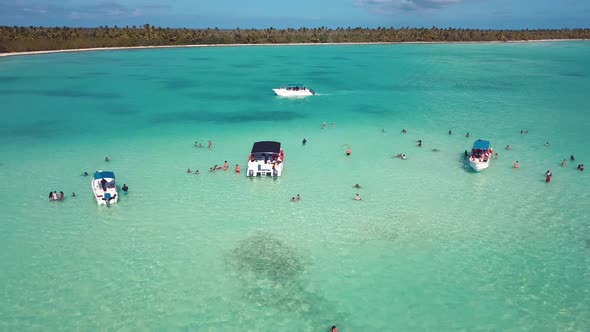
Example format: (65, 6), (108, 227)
(296, 194), (301, 201)
(448, 130), (452, 135)
(105, 156), (109, 162)
(208, 140), (213, 149)
(514, 161), (519, 169)
(571, 155), (575, 161)
(235, 164), (240, 173)
(355, 194), (361, 201)
(209, 167), (214, 172)
(505, 145), (510, 150)
(331, 326), (339, 332)
(291, 197), (296, 202)
(84, 171), (89, 176)
(72, 192), (76, 197)
(187, 168), (191, 173)
(195, 170), (199, 175)
(302, 138), (307, 145)
(432, 148), (439, 152)
(545, 142), (550, 146)
(402, 129), (407, 134)
(346, 147), (351, 156)
(223, 161), (229, 171)
(353, 184), (361, 188)
(562, 159), (566, 167)
(122, 184), (128, 192)
(495, 153), (498, 159)
(418, 140), (422, 147)
(466, 132), (470, 137)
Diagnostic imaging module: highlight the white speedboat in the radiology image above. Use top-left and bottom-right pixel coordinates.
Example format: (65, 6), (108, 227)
(272, 84), (315, 97)
(92, 171), (119, 205)
(246, 141), (284, 178)
(469, 140), (493, 172)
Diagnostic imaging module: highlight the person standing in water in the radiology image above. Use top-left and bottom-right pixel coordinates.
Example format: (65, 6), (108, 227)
(346, 147), (351, 156)
(122, 184), (129, 192)
(302, 138), (307, 145)
(562, 159), (567, 167)
(223, 161), (229, 171)
(208, 141), (213, 149)
(545, 170), (552, 183)
(235, 164), (240, 173)
(514, 161), (519, 169)
(355, 193), (361, 201)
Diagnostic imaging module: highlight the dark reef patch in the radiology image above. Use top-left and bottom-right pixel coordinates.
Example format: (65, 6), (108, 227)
(152, 109), (305, 124)
(351, 104), (390, 115)
(226, 232), (307, 285)
(0, 88), (120, 99)
(160, 78), (201, 90)
(0, 76), (21, 83)
(4, 119), (63, 139)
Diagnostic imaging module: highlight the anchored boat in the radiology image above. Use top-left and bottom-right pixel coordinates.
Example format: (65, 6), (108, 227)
(91, 171), (119, 205)
(469, 140), (493, 172)
(272, 84), (315, 97)
(246, 141), (284, 178)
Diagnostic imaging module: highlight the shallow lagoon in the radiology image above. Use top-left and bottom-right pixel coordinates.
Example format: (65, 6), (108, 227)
(1, 42), (589, 330)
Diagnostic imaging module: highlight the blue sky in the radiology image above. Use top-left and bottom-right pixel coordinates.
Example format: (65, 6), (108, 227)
(0, 0), (589, 29)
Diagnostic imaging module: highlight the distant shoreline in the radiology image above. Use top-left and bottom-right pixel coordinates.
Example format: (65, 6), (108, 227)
(0, 39), (587, 58)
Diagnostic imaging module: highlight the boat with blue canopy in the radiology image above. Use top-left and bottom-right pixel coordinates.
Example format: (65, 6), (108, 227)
(272, 84), (315, 97)
(91, 170), (119, 205)
(469, 140), (493, 172)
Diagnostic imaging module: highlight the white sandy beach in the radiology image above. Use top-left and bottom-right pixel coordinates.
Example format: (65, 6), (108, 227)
(0, 39), (586, 58)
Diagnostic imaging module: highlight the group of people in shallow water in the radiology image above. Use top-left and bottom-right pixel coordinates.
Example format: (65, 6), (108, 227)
(48, 191), (65, 201)
(290, 194), (301, 202)
(187, 160), (241, 174)
(194, 140), (213, 149)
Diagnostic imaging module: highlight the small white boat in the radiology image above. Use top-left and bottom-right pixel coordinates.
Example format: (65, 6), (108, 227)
(92, 171), (119, 205)
(272, 84), (315, 97)
(469, 140), (493, 172)
(246, 141), (284, 178)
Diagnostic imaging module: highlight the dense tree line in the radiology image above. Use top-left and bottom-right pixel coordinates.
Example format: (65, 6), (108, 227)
(1, 25), (589, 53)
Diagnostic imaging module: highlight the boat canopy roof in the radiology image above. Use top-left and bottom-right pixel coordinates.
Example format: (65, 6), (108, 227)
(251, 141), (281, 154)
(94, 171), (115, 180)
(472, 140), (491, 150)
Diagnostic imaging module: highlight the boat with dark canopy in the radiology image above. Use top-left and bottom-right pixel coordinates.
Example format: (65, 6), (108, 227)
(246, 141), (284, 177)
(469, 139), (493, 172)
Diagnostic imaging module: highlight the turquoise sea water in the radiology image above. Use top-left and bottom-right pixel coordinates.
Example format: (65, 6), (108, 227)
(1, 42), (589, 330)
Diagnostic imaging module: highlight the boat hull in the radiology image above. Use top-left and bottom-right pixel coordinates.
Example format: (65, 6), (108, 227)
(469, 159), (490, 172)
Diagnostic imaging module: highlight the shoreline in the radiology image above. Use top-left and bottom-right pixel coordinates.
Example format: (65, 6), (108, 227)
(0, 39), (587, 58)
